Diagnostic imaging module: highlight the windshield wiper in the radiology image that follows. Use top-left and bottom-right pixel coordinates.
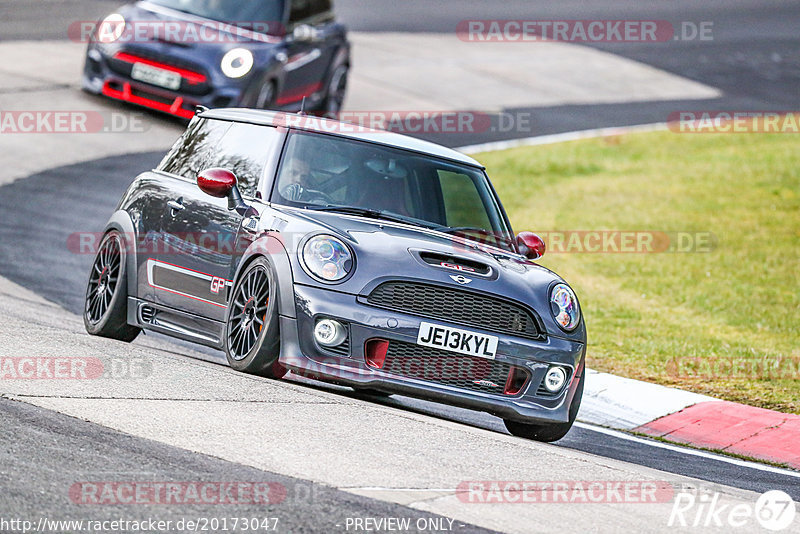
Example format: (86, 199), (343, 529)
(433, 225), (494, 236)
(307, 205), (438, 229)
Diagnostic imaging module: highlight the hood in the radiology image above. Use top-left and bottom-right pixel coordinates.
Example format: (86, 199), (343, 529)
(111, 3), (280, 56)
(271, 207), (585, 341)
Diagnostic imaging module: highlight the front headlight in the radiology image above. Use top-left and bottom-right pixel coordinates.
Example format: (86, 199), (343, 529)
(96, 13), (126, 43)
(550, 283), (580, 331)
(301, 235), (354, 282)
(221, 48), (254, 78)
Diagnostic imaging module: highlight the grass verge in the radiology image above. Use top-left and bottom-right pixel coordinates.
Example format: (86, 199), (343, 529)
(477, 130), (799, 413)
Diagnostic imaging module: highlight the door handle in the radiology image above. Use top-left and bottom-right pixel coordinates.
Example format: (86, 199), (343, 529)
(167, 199), (185, 215)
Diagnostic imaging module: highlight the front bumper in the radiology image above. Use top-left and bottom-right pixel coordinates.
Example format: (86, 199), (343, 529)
(279, 283), (586, 425)
(83, 46), (245, 119)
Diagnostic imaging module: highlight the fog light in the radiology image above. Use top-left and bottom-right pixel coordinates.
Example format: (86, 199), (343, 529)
(544, 366), (567, 393)
(314, 319), (346, 347)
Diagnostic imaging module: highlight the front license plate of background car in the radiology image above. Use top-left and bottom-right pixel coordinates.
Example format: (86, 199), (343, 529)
(417, 321), (498, 360)
(131, 63), (181, 91)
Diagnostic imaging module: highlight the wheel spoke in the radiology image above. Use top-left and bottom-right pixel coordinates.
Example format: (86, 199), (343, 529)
(246, 326), (257, 349)
(229, 327), (242, 348)
(236, 328), (249, 356)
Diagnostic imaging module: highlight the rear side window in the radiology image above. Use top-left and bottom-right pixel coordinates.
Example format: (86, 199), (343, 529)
(159, 118), (230, 181)
(289, 0), (332, 24)
(205, 123), (280, 198)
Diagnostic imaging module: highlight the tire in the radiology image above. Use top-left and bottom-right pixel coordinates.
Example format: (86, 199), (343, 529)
(321, 63), (348, 115)
(353, 388), (393, 398)
(83, 230), (140, 342)
(224, 258), (287, 379)
(503, 372), (585, 442)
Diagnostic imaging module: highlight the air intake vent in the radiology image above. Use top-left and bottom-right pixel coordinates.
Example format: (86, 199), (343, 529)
(418, 251), (491, 275)
(140, 305), (157, 324)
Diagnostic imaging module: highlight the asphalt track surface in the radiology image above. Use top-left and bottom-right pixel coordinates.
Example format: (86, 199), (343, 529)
(0, 397), (495, 533)
(1, 0), (800, 531)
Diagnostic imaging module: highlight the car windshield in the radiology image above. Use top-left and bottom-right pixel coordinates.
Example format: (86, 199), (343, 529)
(148, 0), (285, 29)
(271, 131), (515, 251)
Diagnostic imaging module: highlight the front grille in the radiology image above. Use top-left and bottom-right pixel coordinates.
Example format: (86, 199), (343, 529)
(381, 340), (523, 395)
(367, 282), (544, 340)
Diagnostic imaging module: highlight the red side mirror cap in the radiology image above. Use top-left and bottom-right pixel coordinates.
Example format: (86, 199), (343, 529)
(197, 168), (237, 198)
(517, 232), (546, 260)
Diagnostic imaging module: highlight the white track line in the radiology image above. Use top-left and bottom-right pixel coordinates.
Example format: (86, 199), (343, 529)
(574, 422), (800, 479)
(456, 122), (668, 154)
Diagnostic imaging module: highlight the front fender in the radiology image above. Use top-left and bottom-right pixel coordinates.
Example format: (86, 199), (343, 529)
(104, 210), (138, 299)
(233, 234), (296, 319)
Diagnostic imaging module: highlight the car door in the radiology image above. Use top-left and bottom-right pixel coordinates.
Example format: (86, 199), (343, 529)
(154, 119), (281, 322)
(278, 0), (341, 108)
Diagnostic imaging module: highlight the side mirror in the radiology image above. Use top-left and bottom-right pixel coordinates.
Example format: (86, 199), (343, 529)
(517, 232), (546, 260)
(197, 168), (249, 214)
(292, 24), (315, 42)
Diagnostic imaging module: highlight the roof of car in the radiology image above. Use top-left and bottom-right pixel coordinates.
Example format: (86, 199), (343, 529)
(199, 108), (484, 168)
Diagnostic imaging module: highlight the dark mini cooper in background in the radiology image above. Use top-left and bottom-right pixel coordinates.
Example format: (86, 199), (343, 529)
(84, 109), (586, 441)
(83, 0), (349, 119)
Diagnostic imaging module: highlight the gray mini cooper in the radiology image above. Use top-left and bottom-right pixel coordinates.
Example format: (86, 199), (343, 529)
(84, 108), (586, 441)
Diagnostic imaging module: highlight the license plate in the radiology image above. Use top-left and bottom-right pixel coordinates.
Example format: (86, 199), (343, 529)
(417, 322), (498, 360)
(131, 62), (181, 91)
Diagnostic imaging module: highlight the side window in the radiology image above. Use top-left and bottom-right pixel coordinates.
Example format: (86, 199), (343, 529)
(289, 0), (332, 24)
(437, 170), (493, 229)
(159, 118), (230, 180)
(205, 123), (280, 198)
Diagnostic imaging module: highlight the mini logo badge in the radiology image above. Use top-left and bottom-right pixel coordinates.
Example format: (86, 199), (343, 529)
(473, 379), (500, 388)
(449, 274), (472, 285)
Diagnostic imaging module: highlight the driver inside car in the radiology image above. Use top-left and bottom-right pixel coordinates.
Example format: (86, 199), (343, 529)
(279, 157), (317, 202)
